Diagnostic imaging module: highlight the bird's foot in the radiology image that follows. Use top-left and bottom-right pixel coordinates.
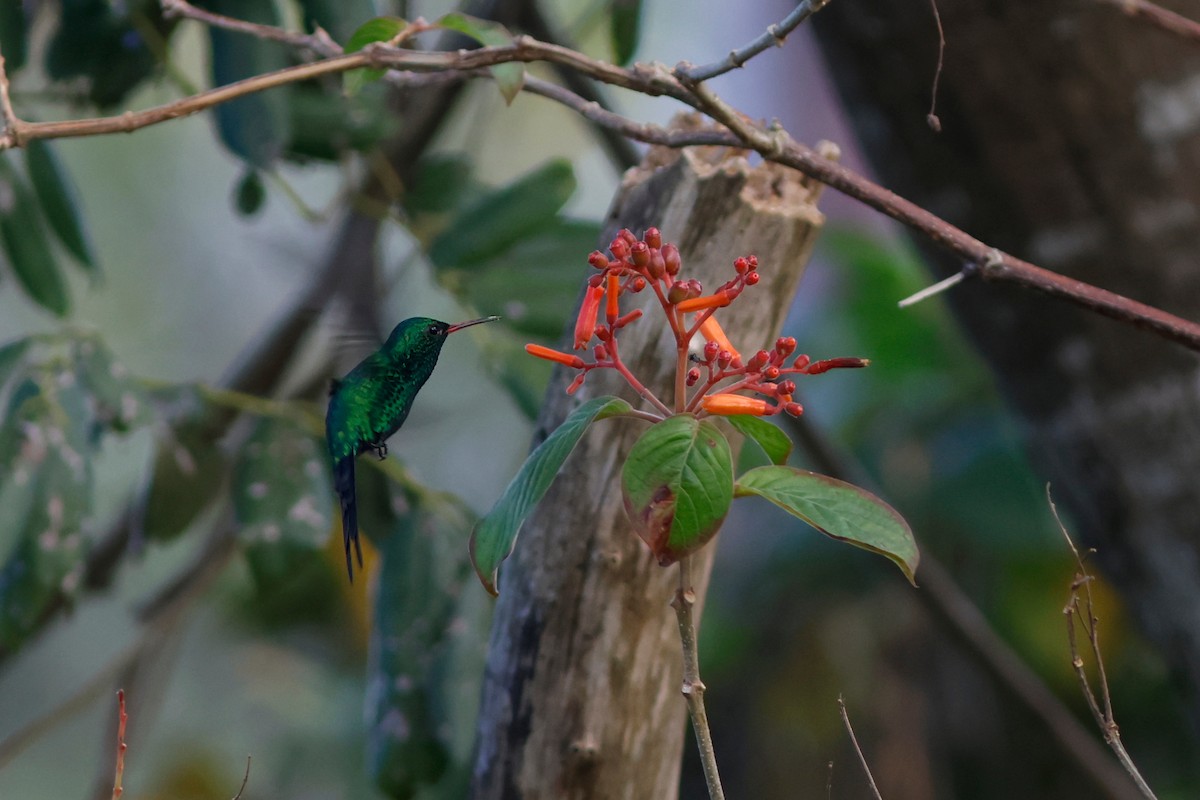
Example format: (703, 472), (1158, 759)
(367, 441), (388, 460)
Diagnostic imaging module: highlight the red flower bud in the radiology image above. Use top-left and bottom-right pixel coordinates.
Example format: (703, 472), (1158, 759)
(662, 243), (681, 275)
(630, 241), (651, 268)
(703, 340), (720, 363)
(667, 283), (690, 304)
(647, 249), (666, 279)
(792, 354), (811, 371)
(733, 257), (749, 274)
(805, 357), (871, 375)
(717, 349), (733, 369)
(644, 227), (662, 249)
(701, 393), (771, 417)
(619, 228), (638, 244)
(574, 285), (604, 349)
(784, 401), (804, 417)
(594, 343), (608, 361)
(686, 279), (703, 298)
(567, 373), (587, 395)
(745, 271), (760, 286)
(675, 291), (732, 313)
(748, 255), (758, 268)
(686, 367), (701, 386)
(526, 343), (586, 369)
(632, 277), (647, 292)
(588, 250), (608, 269)
(763, 366), (780, 380)
(750, 350), (770, 370)
(616, 309), (643, 328)
(775, 336), (796, 356)
(595, 325), (611, 341)
(730, 355), (744, 370)
(606, 273), (620, 324)
(777, 379), (796, 396)
(609, 237), (629, 260)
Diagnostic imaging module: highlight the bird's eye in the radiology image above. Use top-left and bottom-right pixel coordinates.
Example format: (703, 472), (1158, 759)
(428, 324), (441, 335)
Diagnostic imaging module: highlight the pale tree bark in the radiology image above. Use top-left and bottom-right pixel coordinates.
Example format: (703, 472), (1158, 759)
(814, 0), (1200, 719)
(471, 132), (831, 798)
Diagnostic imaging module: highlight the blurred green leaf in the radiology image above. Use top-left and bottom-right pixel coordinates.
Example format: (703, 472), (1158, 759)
(138, 387), (227, 541)
(286, 83), (397, 161)
(429, 160), (576, 269)
(296, 0), (377, 42)
(621, 414), (733, 565)
(234, 170), (266, 217)
(609, 0), (642, 65)
(724, 415), (792, 466)
(343, 16), (407, 95)
(233, 417), (333, 585)
(0, 157), (68, 317)
(0, 1), (28, 73)
(404, 156), (474, 217)
(734, 465), (918, 584)
(471, 395), (631, 595)
(71, 335), (153, 434)
(0, 338), (30, 391)
(369, 491), (474, 798)
(45, 0), (166, 107)
(24, 140), (96, 272)
(0, 371), (93, 653)
(204, 0), (290, 166)
(436, 13), (524, 104)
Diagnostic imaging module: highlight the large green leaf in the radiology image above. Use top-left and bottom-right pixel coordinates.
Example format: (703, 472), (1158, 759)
(369, 490), (474, 798)
(609, 0), (643, 66)
(437, 13), (524, 104)
(470, 395), (632, 595)
(138, 387), (227, 541)
(343, 16), (407, 95)
(205, 0), (290, 166)
(0, 157), (68, 316)
(429, 160), (576, 269)
(621, 414), (733, 565)
(724, 415), (792, 466)
(25, 140), (96, 272)
(734, 465), (918, 584)
(233, 418), (333, 585)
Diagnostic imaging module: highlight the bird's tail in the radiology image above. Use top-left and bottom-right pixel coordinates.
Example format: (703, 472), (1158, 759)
(333, 455), (364, 581)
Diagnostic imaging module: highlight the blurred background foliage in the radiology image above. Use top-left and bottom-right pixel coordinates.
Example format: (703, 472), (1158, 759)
(0, 0), (1194, 798)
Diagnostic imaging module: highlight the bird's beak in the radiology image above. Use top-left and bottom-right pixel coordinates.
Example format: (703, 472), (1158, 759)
(446, 315), (501, 334)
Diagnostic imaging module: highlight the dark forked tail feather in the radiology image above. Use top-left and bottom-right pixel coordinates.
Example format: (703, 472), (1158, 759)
(332, 455), (364, 581)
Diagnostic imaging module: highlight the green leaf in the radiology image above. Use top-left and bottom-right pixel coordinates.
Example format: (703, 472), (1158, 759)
(0, 0), (28, 73)
(343, 16), (407, 95)
(0, 338), (31, 391)
(70, 335), (153, 434)
(609, 0), (643, 66)
(429, 160), (576, 269)
(206, 0), (290, 166)
(436, 13), (524, 104)
(404, 156), (474, 216)
(138, 387), (227, 541)
(233, 418), (333, 584)
(621, 414), (733, 565)
(25, 140), (96, 272)
(0, 157), (68, 316)
(724, 414), (792, 466)
(234, 170), (266, 217)
(369, 491), (474, 796)
(471, 395), (631, 595)
(734, 465), (919, 584)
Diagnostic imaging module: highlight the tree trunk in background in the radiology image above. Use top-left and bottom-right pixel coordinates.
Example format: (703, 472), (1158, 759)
(471, 136), (829, 798)
(813, 1), (1200, 718)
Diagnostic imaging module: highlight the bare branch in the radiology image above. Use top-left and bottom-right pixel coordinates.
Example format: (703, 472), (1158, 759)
(672, 556), (726, 800)
(1052, 488), (1159, 800)
(837, 695), (884, 800)
(1097, 0), (1200, 43)
(679, 0), (833, 82)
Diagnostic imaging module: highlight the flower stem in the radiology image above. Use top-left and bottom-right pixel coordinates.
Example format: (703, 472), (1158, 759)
(672, 556), (725, 800)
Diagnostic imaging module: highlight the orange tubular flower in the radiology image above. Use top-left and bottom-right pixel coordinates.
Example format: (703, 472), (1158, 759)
(700, 393), (772, 416)
(697, 315), (740, 359)
(574, 285), (605, 349)
(606, 273), (620, 323)
(676, 292), (731, 313)
(525, 343), (586, 369)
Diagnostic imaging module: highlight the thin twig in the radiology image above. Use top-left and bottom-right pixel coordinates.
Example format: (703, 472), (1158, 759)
(926, 0), (945, 131)
(1098, 0), (1200, 42)
(231, 756), (252, 800)
(680, 0), (833, 82)
(897, 270), (963, 308)
(110, 690), (128, 800)
(671, 556), (725, 800)
(837, 695), (883, 800)
(1052, 488), (1159, 800)
(162, 0), (338, 53)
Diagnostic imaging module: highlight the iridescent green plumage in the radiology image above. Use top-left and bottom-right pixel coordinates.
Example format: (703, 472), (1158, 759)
(325, 315), (498, 581)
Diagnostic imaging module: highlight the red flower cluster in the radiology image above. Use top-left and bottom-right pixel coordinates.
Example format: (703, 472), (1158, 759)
(524, 228), (868, 418)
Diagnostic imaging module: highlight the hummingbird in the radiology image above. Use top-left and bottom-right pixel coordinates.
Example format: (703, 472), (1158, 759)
(325, 315), (500, 581)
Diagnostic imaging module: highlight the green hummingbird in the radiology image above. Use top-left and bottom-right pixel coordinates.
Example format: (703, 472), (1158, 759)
(326, 315), (500, 581)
